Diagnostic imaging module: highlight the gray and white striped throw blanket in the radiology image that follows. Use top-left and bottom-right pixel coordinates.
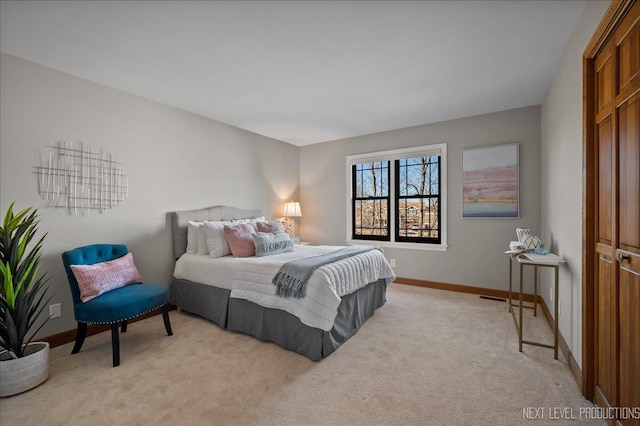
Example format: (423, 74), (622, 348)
(272, 245), (376, 298)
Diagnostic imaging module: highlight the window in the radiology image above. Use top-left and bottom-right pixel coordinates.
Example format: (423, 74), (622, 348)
(346, 144), (447, 251)
(396, 156), (440, 244)
(352, 161), (390, 240)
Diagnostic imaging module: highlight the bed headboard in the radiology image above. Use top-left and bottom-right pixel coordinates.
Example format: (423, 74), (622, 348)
(170, 205), (263, 259)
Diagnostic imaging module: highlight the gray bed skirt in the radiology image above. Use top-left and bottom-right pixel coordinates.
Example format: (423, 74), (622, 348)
(171, 278), (388, 361)
(170, 279), (230, 328)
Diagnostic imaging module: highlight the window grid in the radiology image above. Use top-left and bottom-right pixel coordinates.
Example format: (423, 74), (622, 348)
(395, 156), (441, 244)
(352, 162), (390, 241)
(347, 144), (446, 249)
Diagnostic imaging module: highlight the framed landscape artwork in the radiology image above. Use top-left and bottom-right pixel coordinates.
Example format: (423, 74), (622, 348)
(462, 143), (519, 218)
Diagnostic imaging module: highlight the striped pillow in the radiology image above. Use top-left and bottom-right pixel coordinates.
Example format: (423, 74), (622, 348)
(254, 232), (294, 257)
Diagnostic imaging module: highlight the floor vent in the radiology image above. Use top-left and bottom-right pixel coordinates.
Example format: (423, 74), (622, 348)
(479, 295), (506, 302)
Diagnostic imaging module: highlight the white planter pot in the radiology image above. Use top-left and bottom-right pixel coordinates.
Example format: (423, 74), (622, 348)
(0, 342), (50, 397)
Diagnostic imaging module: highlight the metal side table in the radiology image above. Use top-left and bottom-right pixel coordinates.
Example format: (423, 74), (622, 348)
(506, 252), (565, 359)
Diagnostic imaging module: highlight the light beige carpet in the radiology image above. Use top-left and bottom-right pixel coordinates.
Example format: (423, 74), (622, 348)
(0, 284), (603, 426)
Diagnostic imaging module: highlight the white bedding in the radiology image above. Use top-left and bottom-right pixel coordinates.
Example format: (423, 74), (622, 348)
(173, 245), (395, 331)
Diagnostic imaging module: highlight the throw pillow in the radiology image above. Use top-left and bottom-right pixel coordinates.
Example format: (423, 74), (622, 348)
(223, 223), (256, 257)
(256, 220), (285, 233)
(187, 221), (204, 254)
(196, 222), (211, 255)
(254, 232), (294, 257)
(234, 216), (266, 228)
(203, 221), (232, 258)
(70, 252), (142, 303)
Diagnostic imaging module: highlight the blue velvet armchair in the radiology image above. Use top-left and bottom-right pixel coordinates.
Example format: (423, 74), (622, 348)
(61, 244), (173, 367)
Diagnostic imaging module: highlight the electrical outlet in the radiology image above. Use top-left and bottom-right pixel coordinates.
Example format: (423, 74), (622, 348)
(390, 259), (396, 268)
(49, 303), (61, 319)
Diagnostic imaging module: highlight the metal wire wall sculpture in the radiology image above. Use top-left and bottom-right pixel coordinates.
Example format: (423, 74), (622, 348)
(35, 141), (128, 215)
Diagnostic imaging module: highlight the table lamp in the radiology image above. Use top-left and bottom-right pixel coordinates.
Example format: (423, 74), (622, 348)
(283, 201), (302, 238)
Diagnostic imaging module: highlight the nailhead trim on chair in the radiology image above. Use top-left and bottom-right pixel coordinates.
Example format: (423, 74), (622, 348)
(78, 303), (167, 325)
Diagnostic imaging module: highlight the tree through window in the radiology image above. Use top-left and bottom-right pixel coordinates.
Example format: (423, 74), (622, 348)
(396, 156), (441, 243)
(352, 161), (390, 240)
(348, 143), (446, 249)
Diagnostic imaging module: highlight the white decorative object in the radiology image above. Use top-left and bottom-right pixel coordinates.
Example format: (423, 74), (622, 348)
(35, 141), (128, 215)
(0, 342), (49, 397)
(516, 227), (530, 243)
(522, 234), (542, 250)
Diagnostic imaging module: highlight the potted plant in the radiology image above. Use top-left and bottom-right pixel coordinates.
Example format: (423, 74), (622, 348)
(0, 203), (52, 397)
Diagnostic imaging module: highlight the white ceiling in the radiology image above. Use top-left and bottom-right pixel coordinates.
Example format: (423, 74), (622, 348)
(0, 0), (586, 146)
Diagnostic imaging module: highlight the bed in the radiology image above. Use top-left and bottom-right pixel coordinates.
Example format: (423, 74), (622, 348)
(170, 205), (395, 361)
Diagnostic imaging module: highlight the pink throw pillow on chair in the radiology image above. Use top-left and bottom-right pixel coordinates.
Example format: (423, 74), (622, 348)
(223, 223), (256, 257)
(70, 252), (143, 303)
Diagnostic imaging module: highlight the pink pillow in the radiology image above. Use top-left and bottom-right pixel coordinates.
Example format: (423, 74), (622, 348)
(70, 252), (143, 303)
(256, 220), (285, 233)
(223, 223), (256, 257)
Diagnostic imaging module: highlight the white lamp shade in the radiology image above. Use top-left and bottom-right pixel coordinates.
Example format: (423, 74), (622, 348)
(283, 201), (302, 217)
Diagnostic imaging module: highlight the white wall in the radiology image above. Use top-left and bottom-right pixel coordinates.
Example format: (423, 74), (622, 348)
(1, 0), (611, 352)
(0, 53), (300, 338)
(300, 106), (541, 292)
(540, 0), (609, 370)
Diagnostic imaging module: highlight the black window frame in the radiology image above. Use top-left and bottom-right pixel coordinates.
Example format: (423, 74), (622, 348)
(351, 161), (391, 241)
(394, 155), (441, 244)
(348, 144), (446, 248)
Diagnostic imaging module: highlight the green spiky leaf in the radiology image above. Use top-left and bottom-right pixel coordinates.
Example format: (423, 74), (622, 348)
(0, 203), (51, 358)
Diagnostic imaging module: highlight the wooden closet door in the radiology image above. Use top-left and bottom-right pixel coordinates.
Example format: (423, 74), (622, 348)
(594, 35), (618, 415)
(592, 3), (639, 425)
(615, 9), (640, 419)
(617, 92), (640, 424)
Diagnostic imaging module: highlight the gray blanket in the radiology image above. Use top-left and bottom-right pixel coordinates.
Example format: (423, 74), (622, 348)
(273, 245), (376, 298)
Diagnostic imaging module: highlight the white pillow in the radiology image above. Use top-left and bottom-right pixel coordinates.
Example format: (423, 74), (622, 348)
(234, 216), (266, 229)
(189, 218), (264, 255)
(196, 223), (210, 255)
(187, 221), (204, 254)
(203, 221), (232, 258)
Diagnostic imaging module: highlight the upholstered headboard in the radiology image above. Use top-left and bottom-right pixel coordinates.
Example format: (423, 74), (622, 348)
(170, 205), (262, 259)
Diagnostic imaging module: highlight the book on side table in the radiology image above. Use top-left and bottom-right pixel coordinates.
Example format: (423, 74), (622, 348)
(517, 252), (564, 264)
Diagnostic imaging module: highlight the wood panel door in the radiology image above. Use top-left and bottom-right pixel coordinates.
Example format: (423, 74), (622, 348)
(586, 2), (640, 425)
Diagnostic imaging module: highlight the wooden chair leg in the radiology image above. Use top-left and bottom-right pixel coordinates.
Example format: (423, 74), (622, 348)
(111, 324), (120, 367)
(121, 320), (127, 333)
(71, 322), (87, 354)
(162, 304), (173, 336)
